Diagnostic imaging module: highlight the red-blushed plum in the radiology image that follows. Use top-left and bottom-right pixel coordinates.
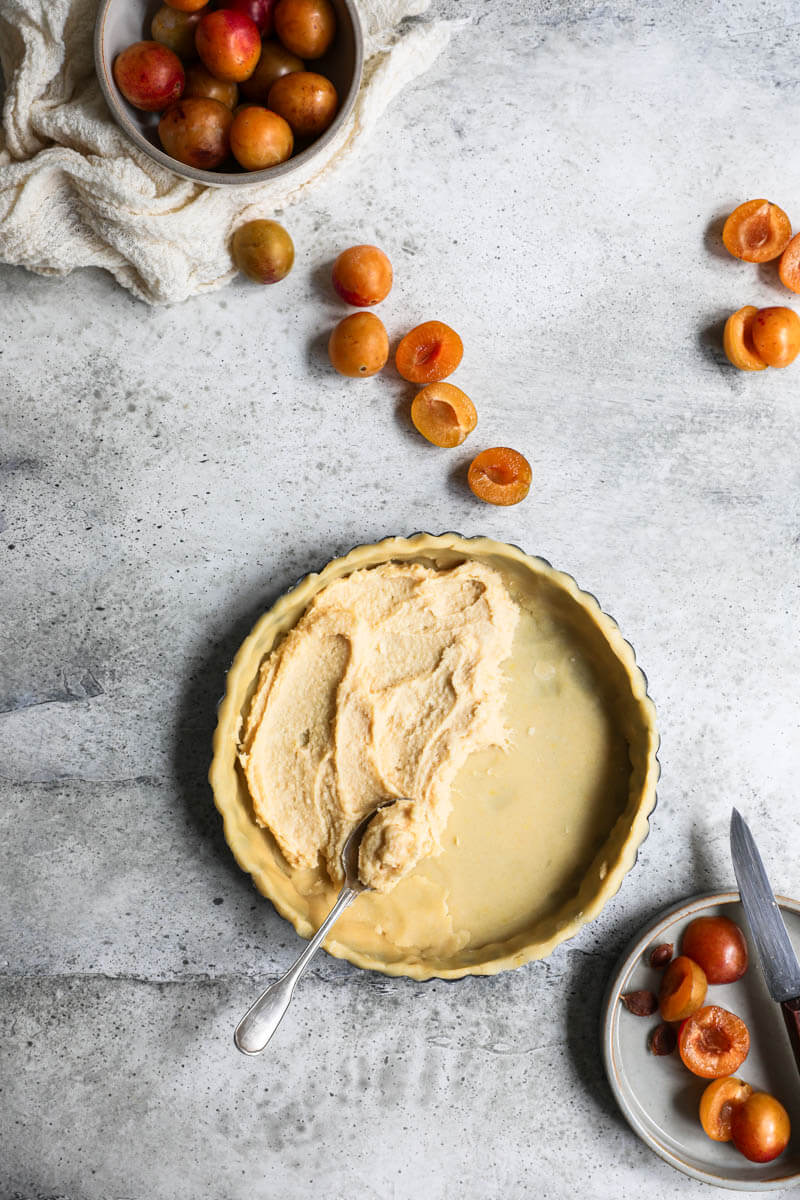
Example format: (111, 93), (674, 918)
(223, 0), (277, 35)
(332, 244), (392, 307)
(731, 1093), (791, 1163)
(681, 916), (748, 985)
(113, 41), (185, 112)
(196, 10), (262, 82)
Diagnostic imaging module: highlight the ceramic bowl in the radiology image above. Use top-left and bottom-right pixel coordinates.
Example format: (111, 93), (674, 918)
(94, 0), (363, 187)
(603, 891), (800, 1190)
(209, 532), (660, 980)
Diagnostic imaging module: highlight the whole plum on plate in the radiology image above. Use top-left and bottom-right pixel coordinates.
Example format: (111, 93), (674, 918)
(681, 916), (748, 984)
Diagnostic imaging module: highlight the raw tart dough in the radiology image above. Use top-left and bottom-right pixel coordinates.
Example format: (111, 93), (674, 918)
(210, 534), (659, 980)
(238, 560), (519, 893)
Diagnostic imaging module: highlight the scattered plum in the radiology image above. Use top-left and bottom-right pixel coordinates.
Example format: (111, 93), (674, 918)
(240, 39), (305, 102)
(723, 306), (767, 371)
(113, 41), (185, 112)
(699, 1077), (753, 1142)
(183, 64), (238, 108)
(722, 200), (792, 263)
(731, 1092), (791, 1163)
(328, 313), (389, 377)
(779, 232), (800, 294)
(332, 245), (392, 307)
(196, 9), (261, 82)
(750, 306), (800, 367)
(273, 0), (336, 58)
(681, 916), (748, 985)
(151, 6), (202, 58)
(468, 447), (531, 506)
(395, 320), (463, 383)
(267, 71), (338, 137)
(411, 383), (477, 448)
(232, 220), (295, 283)
(158, 98), (233, 169)
(229, 105), (294, 169)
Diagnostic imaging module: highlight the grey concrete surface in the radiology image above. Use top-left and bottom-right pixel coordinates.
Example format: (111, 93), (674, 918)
(2, 0), (800, 1196)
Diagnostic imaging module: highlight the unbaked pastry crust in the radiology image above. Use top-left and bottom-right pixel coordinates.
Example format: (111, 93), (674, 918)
(209, 533), (659, 980)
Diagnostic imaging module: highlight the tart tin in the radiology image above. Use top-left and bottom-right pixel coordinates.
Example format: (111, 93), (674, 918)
(209, 532), (660, 979)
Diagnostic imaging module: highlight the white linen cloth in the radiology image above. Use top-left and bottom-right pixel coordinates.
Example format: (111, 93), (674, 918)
(0, 0), (452, 302)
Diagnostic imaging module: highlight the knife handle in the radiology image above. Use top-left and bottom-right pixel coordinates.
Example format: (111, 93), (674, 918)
(780, 997), (800, 1078)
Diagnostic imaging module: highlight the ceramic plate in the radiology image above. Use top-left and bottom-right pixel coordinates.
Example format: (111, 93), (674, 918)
(602, 891), (800, 1190)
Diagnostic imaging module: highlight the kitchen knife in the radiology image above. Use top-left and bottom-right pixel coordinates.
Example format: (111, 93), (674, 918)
(730, 807), (800, 1079)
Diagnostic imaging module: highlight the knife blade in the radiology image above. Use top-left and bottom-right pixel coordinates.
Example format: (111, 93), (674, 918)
(730, 808), (800, 1003)
(731, 807), (800, 1083)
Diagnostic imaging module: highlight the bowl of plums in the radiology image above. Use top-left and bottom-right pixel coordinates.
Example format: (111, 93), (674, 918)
(94, 0), (363, 185)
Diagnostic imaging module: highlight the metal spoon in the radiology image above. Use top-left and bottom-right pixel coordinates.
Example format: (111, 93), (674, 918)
(234, 800), (399, 1055)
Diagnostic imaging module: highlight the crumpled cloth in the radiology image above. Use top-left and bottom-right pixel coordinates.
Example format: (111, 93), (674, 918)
(0, 0), (451, 302)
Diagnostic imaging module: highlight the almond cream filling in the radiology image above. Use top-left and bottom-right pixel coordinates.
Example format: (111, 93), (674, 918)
(238, 560), (518, 892)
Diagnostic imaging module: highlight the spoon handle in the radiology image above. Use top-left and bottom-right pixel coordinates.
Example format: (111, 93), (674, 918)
(234, 886), (358, 1055)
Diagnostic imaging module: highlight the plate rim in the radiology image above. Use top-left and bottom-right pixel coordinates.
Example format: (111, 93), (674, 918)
(601, 888), (800, 1191)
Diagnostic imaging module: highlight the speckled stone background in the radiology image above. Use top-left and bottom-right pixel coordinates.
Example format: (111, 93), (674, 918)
(2, 0), (800, 1196)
